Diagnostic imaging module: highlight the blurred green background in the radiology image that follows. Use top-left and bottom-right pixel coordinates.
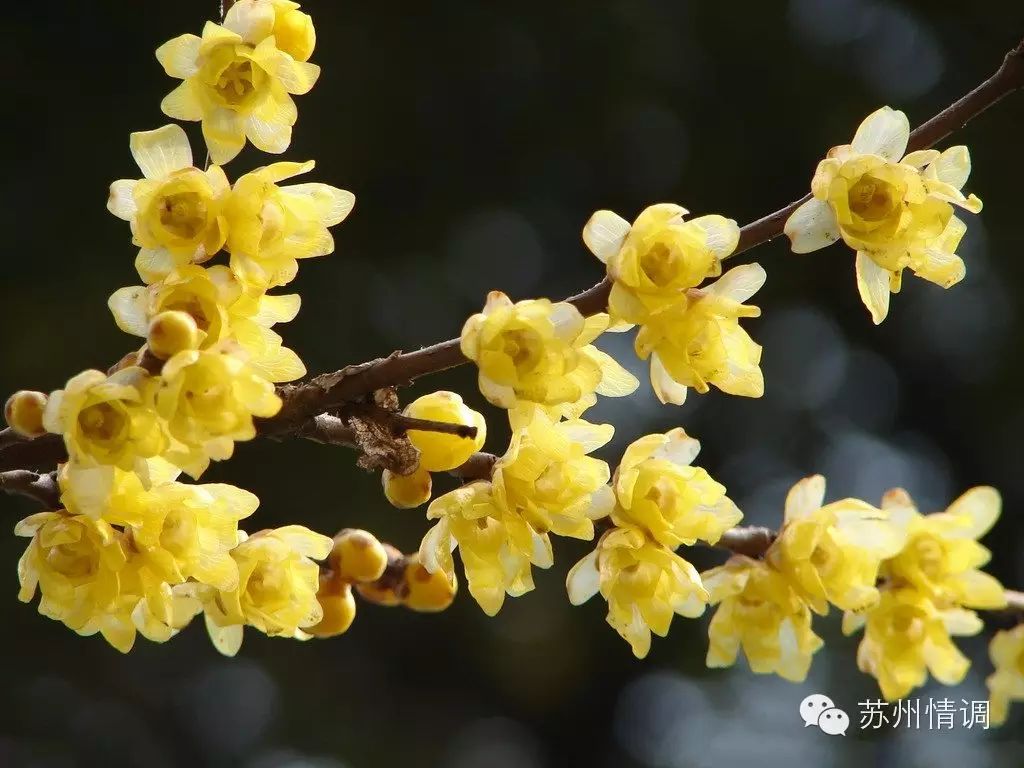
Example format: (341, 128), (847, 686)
(2, 1), (1023, 765)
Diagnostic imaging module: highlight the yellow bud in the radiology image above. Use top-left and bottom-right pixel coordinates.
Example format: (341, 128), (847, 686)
(147, 310), (200, 359)
(356, 580), (402, 607)
(5, 390), (48, 438)
(306, 577), (356, 638)
(330, 529), (389, 583)
(354, 543), (404, 606)
(382, 465), (432, 508)
(404, 391), (487, 471)
(402, 554), (457, 612)
(274, 7), (316, 62)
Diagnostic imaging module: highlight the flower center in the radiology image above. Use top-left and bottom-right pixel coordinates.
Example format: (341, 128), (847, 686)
(640, 243), (677, 287)
(159, 192), (207, 239)
(78, 402), (127, 444)
(159, 511), (193, 556)
(502, 328), (542, 371)
(47, 541), (97, 579)
(848, 176), (900, 222)
(911, 535), (946, 580)
(214, 59), (258, 107)
(890, 607), (925, 640)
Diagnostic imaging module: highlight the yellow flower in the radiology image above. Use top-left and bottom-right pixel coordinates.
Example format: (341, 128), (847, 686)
(987, 625), (1024, 726)
(156, 12), (320, 164)
(155, 345), (282, 478)
(843, 588), (976, 700)
(107, 125), (230, 284)
(634, 264), (766, 405)
(16, 510), (136, 652)
(224, 160), (354, 289)
(57, 457), (181, 521)
(402, 391), (486, 472)
(43, 368), (166, 470)
(766, 475), (907, 614)
(492, 406), (615, 540)
(703, 556), (824, 682)
(567, 525), (709, 658)
(583, 204), (738, 324)
(108, 264), (306, 382)
(129, 481), (258, 595)
(420, 481), (549, 616)
(460, 291), (638, 415)
(202, 525), (333, 656)
(784, 107), (982, 324)
(879, 486), (1006, 610)
(226, 0), (316, 62)
(610, 428), (741, 548)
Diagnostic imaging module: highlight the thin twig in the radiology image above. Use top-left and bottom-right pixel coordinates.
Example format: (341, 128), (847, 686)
(0, 470), (59, 509)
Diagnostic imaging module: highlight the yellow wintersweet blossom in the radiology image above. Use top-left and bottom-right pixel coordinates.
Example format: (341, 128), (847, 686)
(460, 291), (638, 416)
(155, 345), (282, 478)
(225, 161), (354, 289)
(402, 391), (487, 472)
(843, 588), (976, 700)
(767, 475), (907, 614)
(703, 556), (824, 682)
(987, 625), (1024, 725)
(108, 264), (306, 382)
(880, 486), (1006, 611)
(128, 482), (259, 611)
(202, 525), (333, 656)
(156, 7), (320, 164)
(16, 510), (137, 652)
(420, 481), (548, 616)
(43, 368), (166, 471)
(566, 525), (709, 658)
(633, 264), (766, 405)
(57, 457), (180, 521)
(784, 106), (982, 324)
(107, 125), (230, 284)
(492, 406), (615, 541)
(610, 428), (741, 548)
(582, 203), (738, 324)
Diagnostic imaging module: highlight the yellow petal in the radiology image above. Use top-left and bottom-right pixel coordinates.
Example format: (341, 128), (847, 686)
(582, 209), (631, 263)
(155, 34), (201, 78)
(160, 81), (204, 122)
(850, 106), (910, 162)
(129, 124), (193, 179)
(784, 197), (840, 253)
(855, 251), (891, 325)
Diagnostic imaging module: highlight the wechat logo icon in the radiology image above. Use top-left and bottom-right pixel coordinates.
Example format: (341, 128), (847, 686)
(800, 694), (849, 736)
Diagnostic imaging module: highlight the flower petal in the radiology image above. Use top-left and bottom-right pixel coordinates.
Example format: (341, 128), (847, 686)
(855, 251), (892, 325)
(784, 475), (826, 523)
(130, 124), (193, 179)
(688, 215), (740, 259)
(107, 180), (137, 220)
(566, 549), (601, 605)
(108, 286), (150, 337)
(582, 210), (631, 264)
(155, 34), (201, 78)
(784, 197), (840, 254)
(706, 263), (767, 304)
(850, 106), (910, 162)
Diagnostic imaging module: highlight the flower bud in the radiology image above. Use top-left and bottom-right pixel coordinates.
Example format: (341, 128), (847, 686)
(382, 465), (432, 508)
(330, 528), (388, 583)
(147, 310), (200, 359)
(274, 7), (316, 62)
(404, 391), (486, 471)
(4, 390), (48, 438)
(306, 577), (356, 638)
(402, 554), (457, 612)
(354, 543), (404, 606)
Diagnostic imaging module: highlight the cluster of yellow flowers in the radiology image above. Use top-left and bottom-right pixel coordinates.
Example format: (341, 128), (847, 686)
(6, 0), (367, 655)
(785, 106), (982, 324)
(583, 204), (766, 405)
(566, 429), (740, 657)
(4, 0), (1020, 728)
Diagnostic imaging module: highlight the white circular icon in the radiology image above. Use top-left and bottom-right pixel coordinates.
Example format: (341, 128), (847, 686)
(817, 707), (850, 736)
(799, 693), (835, 727)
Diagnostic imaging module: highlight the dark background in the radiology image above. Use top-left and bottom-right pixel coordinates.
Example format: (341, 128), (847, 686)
(2, 1), (1023, 766)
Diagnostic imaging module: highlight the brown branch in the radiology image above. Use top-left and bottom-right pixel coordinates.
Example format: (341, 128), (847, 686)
(715, 526), (777, 558)
(449, 452), (498, 481)
(1, 38), (1022, 479)
(0, 470), (59, 509)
